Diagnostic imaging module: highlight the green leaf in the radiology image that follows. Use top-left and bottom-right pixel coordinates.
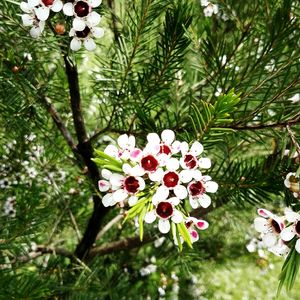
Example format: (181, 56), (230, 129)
(177, 222), (193, 249)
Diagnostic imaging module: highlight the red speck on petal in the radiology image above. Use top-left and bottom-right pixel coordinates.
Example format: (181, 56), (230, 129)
(258, 209), (267, 217)
(163, 172), (179, 188)
(141, 155), (159, 172)
(191, 230), (198, 238)
(156, 202), (173, 219)
(124, 176), (139, 194)
(160, 144), (171, 155)
(42, 0), (54, 6)
(197, 221), (205, 229)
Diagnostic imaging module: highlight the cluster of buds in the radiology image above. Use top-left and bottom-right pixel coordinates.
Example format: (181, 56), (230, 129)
(20, 0), (104, 51)
(254, 207), (300, 257)
(95, 130), (218, 248)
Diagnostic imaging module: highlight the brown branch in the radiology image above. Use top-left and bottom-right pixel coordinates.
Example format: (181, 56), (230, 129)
(88, 235), (155, 259)
(107, 0), (121, 46)
(63, 55), (110, 261)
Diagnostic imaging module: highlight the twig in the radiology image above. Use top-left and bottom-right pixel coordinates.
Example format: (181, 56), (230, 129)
(96, 213), (124, 240)
(286, 125), (300, 158)
(107, 0), (121, 46)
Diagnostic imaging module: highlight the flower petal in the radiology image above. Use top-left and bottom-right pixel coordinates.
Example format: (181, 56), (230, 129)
(284, 207), (300, 223)
(128, 196), (138, 206)
(63, 2), (74, 16)
(87, 11), (101, 27)
(257, 208), (273, 219)
(158, 219), (171, 233)
(102, 193), (113, 207)
(169, 197), (180, 206)
(174, 185), (188, 199)
(110, 173), (124, 186)
(152, 186), (169, 205)
(51, 0), (63, 12)
(117, 134), (129, 149)
(171, 210), (183, 223)
(179, 170), (194, 184)
(30, 26), (42, 38)
(190, 230), (199, 242)
(172, 140), (181, 154)
(180, 141), (189, 155)
(189, 197), (199, 209)
(262, 232), (277, 247)
(254, 217), (268, 233)
(147, 133), (160, 145)
(70, 38), (82, 51)
(20, 2), (31, 13)
(130, 148), (143, 162)
(195, 220), (209, 230)
(35, 6), (50, 21)
(190, 141), (204, 156)
(199, 194), (211, 208)
(89, 0), (102, 8)
(112, 189), (128, 202)
(161, 129), (175, 145)
(101, 169), (112, 180)
(28, 0), (39, 7)
(295, 239), (300, 254)
(137, 177), (145, 190)
(144, 210), (156, 223)
(98, 179), (110, 192)
(205, 181), (218, 193)
(72, 18), (86, 31)
(84, 38), (96, 51)
(22, 14), (34, 26)
(149, 168), (164, 182)
(166, 158), (180, 171)
(104, 144), (119, 158)
(198, 157), (211, 169)
(280, 227), (295, 241)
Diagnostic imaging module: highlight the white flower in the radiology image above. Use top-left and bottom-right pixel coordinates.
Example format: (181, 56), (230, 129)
(288, 93), (300, 103)
(144, 197), (183, 234)
(63, 0), (102, 31)
(187, 174), (218, 209)
(254, 208), (285, 248)
(185, 217), (209, 242)
(284, 172), (299, 193)
(20, 1), (45, 38)
(280, 208), (300, 253)
(34, 0), (63, 21)
(69, 25), (104, 51)
(203, 2), (219, 17)
(140, 264), (157, 276)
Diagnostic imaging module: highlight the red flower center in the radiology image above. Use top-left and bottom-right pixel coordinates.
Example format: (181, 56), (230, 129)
(124, 176), (139, 194)
(295, 221), (300, 235)
(76, 26), (90, 38)
(184, 154), (197, 169)
(141, 155), (159, 172)
(189, 181), (205, 196)
(271, 219), (281, 234)
(156, 202), (173, 219)
(74, 1), (90, 18)
(42, 0), (54, 6)
(185, 221), (192, 229)
(160, 144), (171, 155)
(163, 172), (179, 188)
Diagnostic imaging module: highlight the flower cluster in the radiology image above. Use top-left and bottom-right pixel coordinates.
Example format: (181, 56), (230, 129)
(96, 130), (218, 247)
(20, 0), (104, 51)
(200, 0), (219, 17)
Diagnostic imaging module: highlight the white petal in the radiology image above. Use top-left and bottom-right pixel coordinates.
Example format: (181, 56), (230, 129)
(174, 185), (188, 199)
(69, 28), (75, 37)
(22, 14), (34, 26)
(198, 157), (211, 169)
(20, 2), (31, 13)
(158, 219), (171, 234)
(63, 2), (74, 16)
(189, 197), (199, 209)
(35, 6), (50, 21)
(89, 0), (102, 7)
(29, 26), (42, 38)
(101, 169), (112, 180)
(149, 168), (164, 182)
(117, 134), (129, 149)
(157, 153), (169, 166)
(98, 180), (110, 192)
(161, 129), (175, 145)
(51, 0), (63, 12)
(70, 38), (82, 51)
(172, 140), (181, 154)
(113, 189), (128, 202)
(109, 174), (124, 186)
(152, 186), (169, 205)
(199, 194), (211, 208)
(104, 145), (119, 158)
(171, 210), (183, 223)
(262, 232), (277, 247)
(295, 239), (300, 254)
(147, 133), (160, 145)
(190, 141), (204, 156)
(72, 18), (86, 31)
(128, 196), (138, 206)
(190, 230), (199, 242)
(205, 181), (218, 193)
(180, 141), (189, 155)
(130, 148), (142, 162)
(284, 207), (300, 223)
(280, 227), (295, 241)
(144, 210), (156, 223)
(257, 208), (274, 219)
(28, 0), (39, 7)
(179, 170), (194, 184)
(254, 217), (268, 233)
(128, 135), (136, 149)
(87, 11), (101, 26)
(131, 165), (145, 177)
(137, 177), (145, 190)
(102, 193), (113, 207)
(122, 163), (131, 175)
(195, 219), (209, 230)
(192, 170), (202, 181)
(169, 197), (180, 206)
(166, 158), (180, 171)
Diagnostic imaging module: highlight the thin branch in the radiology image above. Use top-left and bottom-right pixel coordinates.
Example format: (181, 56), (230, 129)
(88, 235), (155, 259)
(286, 125), (300, 158)
(107, 0), (121, 46)
(96, 213), (124, 240)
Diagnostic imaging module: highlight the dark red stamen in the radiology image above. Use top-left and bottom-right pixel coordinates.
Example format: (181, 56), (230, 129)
(42, 0), (55, 6)
(163, 172), (179, 188)
(74, 1), (90, 18)
(184, 154), (197, 169)
(156, 202), (173, 219)
(76, 26), (90, 38)
(160, 144), (171, 155)
(189, 181), (205, 196)
(124, 176), (139, 194)
(141, 155), (159, 172)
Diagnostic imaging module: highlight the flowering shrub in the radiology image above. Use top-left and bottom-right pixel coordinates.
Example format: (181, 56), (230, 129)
(20, 0), (104, 51)
(94, 130), (218, 249)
